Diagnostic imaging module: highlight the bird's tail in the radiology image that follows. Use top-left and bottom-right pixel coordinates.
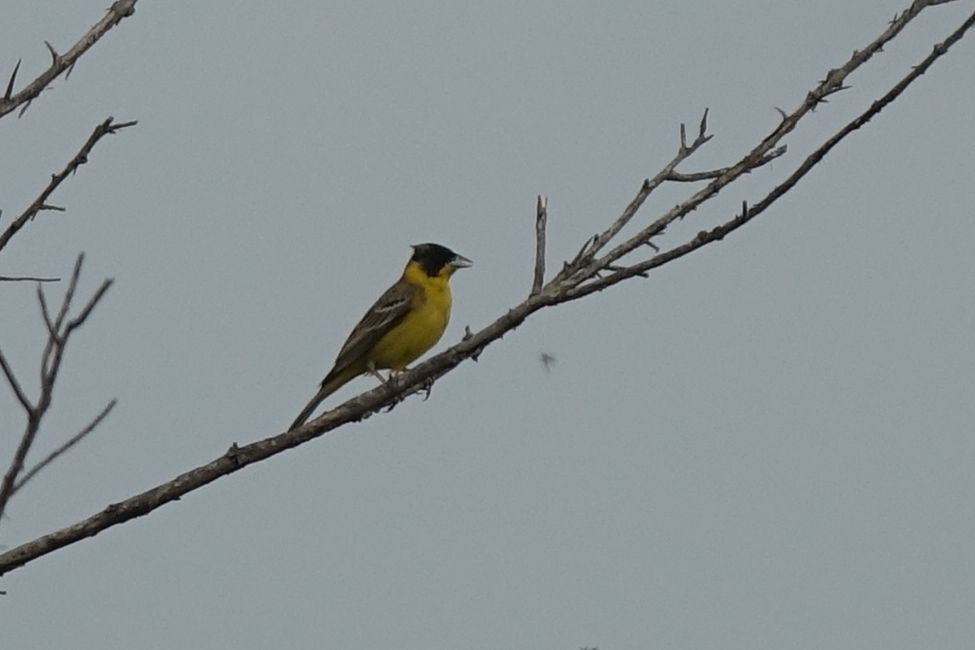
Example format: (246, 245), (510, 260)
(288, 367), (357, 430)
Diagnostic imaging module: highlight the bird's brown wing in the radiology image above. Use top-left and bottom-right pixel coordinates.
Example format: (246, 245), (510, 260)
(325, 280), (417, 381)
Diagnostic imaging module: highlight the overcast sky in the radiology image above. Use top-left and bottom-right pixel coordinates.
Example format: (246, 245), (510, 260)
(2, 2), (974, 649)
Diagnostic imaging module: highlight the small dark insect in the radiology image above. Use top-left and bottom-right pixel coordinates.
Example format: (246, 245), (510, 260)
(539, 352), (557, 372)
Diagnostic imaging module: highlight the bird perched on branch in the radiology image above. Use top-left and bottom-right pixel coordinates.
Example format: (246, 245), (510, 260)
(290, 243), (472, 430)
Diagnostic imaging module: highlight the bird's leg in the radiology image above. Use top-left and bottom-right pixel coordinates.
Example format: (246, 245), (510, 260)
(366, 361), (391, 384)
(369, 364), (435, 406)
(370, 364), (407, 413)
(366, 363), (415, 398)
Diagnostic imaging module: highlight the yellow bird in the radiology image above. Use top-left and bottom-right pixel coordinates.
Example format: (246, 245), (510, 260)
(290, 243), (471, 429)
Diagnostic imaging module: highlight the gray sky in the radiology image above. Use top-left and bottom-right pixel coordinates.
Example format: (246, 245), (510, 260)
(2, 1), (974, 648)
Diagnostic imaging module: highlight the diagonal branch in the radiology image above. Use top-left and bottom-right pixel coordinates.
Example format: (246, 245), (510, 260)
(0, 350), (32, 412)
(558, 108), (714, 281)
(0, 0), (968, 577)
(13, 400), (117, 493)
(561, 6), (975, 301)
(0, 0), (138, 119)
(664, 147), (785, 183)
(562, 0), (955, 287)
(0, 117), (137, 254)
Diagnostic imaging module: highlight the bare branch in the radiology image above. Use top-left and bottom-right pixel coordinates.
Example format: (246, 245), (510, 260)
(565, 107), (714, 277)
(0, 290), (548, 576)
(0, 350), (32, 412)
(665, 146), (786, 182)
(0, 276), (60, 283)
(531, 195), (548, 295)
(0, 117), (137, 254)
(36, 284), (57, 340)
(0, 0), (138, 118)
(53, 254), (85, 333)
(567, 0), (946, 286)
(0, 412), (42, 523)
(66, 278), (112, 334)
(0, 254), (113, 523)
(13, 400), (117, 493)
(561, 7), (975, 303)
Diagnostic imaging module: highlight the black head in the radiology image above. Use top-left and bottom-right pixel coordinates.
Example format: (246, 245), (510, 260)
(410, 243), (472, 277)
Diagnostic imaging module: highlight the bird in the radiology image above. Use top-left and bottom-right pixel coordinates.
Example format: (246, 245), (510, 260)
(289, 243), (471, 430)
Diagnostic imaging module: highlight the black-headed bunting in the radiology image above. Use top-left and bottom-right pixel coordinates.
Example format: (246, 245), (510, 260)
(290, 243), (471, 430)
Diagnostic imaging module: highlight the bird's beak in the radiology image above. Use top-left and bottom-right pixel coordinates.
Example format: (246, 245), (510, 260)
(449, 254), (473, 269)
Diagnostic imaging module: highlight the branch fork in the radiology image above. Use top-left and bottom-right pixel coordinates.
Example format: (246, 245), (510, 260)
(0, 255), (115, 523)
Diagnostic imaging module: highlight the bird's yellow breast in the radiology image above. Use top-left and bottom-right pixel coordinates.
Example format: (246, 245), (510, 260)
(368, 266), (452, 370)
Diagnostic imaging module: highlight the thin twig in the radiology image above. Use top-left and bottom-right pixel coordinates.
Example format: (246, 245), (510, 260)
(0, 0), (138, 119)
(531, 195), (548, 295)
(562, 7), (975, 302)
(37, 286), (57, 340)
(0, 254), (113, 523)
(67, 280), (113, 335)
(561, 107), (713, 279)
(665, 146), (785, 182)
(13, 400), (117, 492)
(568, 0), (940, 286)
(0, 276), (60, 283)
(0, 350), (32, 412)
(0, 118), (137, 254)
(53, 255), (84, 332)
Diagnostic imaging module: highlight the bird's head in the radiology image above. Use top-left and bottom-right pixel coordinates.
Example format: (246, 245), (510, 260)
(410, 243), (472, 278)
